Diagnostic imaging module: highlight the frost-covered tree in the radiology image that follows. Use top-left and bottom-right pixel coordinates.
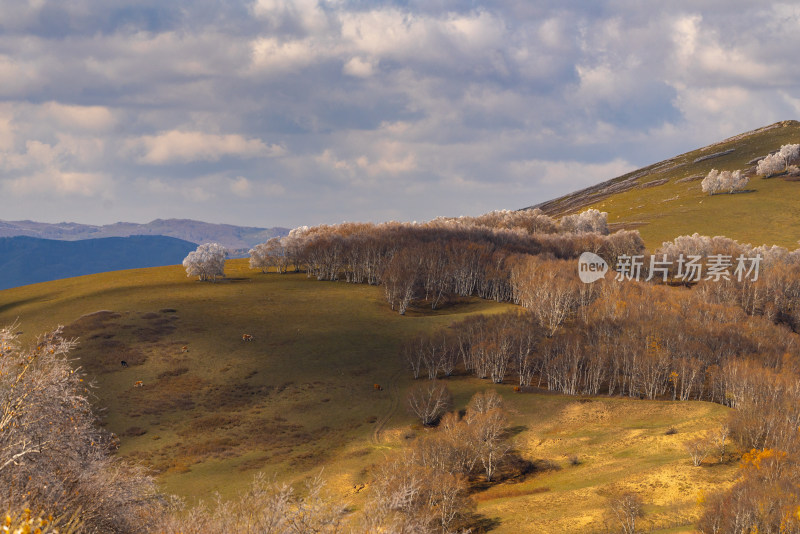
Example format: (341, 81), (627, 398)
(725, 170), (749, 193)
(702, 169), (748, 195)
(558, 208), (609, 235)
(248, 242), (271, 273)
(756, 144), (800, 177)
(701, 169), (722, 195)
(183, 242), (227, 281)
(249, 237), (290, 273)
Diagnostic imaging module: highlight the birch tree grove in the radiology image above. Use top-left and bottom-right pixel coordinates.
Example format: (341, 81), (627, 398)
(382, 246), (421, 315)
(510, 256), (581, 336)
(400, 255), (800, 411)
(248, 209), (644, 315)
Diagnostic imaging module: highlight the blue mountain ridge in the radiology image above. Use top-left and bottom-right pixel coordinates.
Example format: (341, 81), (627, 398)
(0, 235), (198, 290)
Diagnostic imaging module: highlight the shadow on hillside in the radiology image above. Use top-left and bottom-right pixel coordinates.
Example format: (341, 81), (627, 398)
(712, 189), (756, 195)
(194, 277), (250, 283)
(505, 425), (528, 438)
(469, 515), (502, 532)
(402, 296), (502, 317)
(0, 293), (57, 316)
(471, 453), (559, 493)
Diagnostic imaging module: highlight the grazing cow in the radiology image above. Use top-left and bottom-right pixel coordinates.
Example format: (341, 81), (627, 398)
(121, 360), (129, 368)
(181, 346), (189, 353)
(374, 384), (383, 391)
(513, 386), (521, 393)
(242, 334), (254, 342)
(134, 380), (143, 388)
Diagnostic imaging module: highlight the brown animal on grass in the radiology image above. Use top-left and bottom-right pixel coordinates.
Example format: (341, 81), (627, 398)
(374, 384), (383, 391)
(242, 334), (254, 342)
(513, 386), (521, 393)
(134, 380), (143, 388)
(181, 346), (189, 353)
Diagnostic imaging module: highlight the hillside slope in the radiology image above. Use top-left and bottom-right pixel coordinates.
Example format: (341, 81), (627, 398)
(0, 262), (734, 532)
(0, 235), (197, 290)
(527, 120), (800, 249)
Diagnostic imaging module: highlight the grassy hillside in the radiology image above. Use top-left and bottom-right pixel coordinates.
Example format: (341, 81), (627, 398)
(0, 260), (513, 500)
(529, 120), (800, 249)
(0, 261), (735, 532)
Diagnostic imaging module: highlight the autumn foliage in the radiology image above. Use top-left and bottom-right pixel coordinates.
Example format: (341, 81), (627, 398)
(250, 209), (643, 314)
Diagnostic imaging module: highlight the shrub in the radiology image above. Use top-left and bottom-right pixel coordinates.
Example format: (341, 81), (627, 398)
(701, 169), (748, 195)
(0, 323), (162, 533)
(756, 144), (800, 177)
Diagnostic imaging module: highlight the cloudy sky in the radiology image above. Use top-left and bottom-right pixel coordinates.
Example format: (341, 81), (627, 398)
(1, 0), (798, 229)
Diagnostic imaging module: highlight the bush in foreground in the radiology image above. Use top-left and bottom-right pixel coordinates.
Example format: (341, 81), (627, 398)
(0, 324), (161, 533)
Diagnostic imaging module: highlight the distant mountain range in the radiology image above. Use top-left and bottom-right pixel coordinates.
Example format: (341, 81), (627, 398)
(0, 218), (289, 251)
(0, 235), (200, 290)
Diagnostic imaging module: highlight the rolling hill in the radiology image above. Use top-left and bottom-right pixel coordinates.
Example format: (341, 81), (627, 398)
(0, 235), (198, 290)
(527, 120), (800, 249)
(0, 261), (734, 532)
(7, 124), (796, 531)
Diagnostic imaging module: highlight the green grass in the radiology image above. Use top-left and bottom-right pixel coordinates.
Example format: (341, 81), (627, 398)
(535, 120), (800, 249)
(0, 261), (736, 531)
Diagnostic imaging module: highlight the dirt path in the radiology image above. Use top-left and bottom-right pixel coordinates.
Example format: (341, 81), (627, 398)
(371, 367), (403, 444)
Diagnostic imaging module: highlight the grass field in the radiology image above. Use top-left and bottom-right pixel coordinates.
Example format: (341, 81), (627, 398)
(0, 260), (736, 531)
(533, 120), (800, 249)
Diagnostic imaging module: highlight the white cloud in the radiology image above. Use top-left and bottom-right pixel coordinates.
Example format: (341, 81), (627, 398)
(0, 55), (40, 98)
(40, 102), (116, 132)
(0, 134), (109, 197)
(509, 158), (637, 190)
(127, 131), (284, 165)
(138, 173), (286, 204)
(342, 56), (376, 78)
(314, 142), (417, 182)
(251, 0), (332, 34)
(229, 175), (285, 198)
(0, 106), (15, 151)
(4, 168), (108, 197)
(230, 176), (251, 197)
(250, 37), (329, 73)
